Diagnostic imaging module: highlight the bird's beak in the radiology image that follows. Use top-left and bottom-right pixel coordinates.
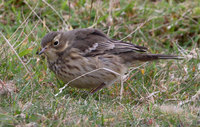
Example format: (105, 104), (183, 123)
(39, 47), (47, 55)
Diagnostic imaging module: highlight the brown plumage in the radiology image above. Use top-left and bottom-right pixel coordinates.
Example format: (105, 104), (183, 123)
(39, 28), (181, 93)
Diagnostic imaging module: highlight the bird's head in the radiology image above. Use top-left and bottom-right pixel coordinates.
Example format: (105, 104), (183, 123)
(39, 31), (69, 61)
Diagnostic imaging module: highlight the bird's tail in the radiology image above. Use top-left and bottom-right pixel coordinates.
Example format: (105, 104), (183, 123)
(120, 53), (183, 65)
(142, 54), (183, 60)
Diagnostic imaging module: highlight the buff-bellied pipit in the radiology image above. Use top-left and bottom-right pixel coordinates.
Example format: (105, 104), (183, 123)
(39, 28), (181, 94)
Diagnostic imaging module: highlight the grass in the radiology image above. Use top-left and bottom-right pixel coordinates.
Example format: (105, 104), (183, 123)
(0, 0), (200, 126)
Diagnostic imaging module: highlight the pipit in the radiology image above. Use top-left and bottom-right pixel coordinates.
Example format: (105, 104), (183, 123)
(39, 28), (181, 94)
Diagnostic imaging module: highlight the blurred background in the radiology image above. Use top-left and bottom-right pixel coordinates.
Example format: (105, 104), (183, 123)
(0, 0), (199, 126)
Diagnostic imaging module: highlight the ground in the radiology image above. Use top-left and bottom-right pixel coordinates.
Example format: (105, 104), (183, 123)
(0, 0), (199, 126)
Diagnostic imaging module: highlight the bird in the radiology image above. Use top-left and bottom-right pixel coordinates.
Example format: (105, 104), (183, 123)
(39, 28), (181, 94)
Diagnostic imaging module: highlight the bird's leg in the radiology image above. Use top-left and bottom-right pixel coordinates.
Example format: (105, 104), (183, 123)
(90, 83), (106, 94)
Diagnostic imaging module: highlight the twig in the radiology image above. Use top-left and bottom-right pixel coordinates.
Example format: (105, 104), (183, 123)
(120, 75), (124, 100)
(55, 67), (121, 97)
(55, 62), (148, 97)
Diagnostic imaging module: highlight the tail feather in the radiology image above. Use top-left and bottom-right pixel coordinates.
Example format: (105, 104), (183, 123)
(148, 54), (183, 60)
(120, 52), (183, 65)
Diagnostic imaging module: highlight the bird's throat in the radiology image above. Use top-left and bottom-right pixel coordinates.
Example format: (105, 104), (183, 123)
(45, 52), (59, 63)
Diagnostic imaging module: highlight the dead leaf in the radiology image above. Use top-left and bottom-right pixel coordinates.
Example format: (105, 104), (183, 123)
(0, 80), (17, 95)
(140, 69), (145, 75)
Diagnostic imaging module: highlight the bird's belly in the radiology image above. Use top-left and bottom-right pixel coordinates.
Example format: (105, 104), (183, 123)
(57, 69), (121, 89)
(49, 55), (127, 89)
(66, 76), (102, 89)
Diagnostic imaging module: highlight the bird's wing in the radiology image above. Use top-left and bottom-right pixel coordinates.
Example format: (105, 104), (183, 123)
(71, 28), (147, 56)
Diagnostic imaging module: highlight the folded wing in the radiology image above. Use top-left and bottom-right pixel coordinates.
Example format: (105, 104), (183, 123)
(71, 28), (147, 56)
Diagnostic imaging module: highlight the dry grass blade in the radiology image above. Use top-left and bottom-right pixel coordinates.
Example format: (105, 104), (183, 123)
(41, 0), (71, 30)
(0, 32), (31, 74)
(55, 67), (121, 96)
(178, 89), (200, 106)
(14, 20), (40, 49)
(24, 0), (51, 32)
(1, 1), (199, 126)
(8, 3), (38, 42)
(119, 17), (154, 41)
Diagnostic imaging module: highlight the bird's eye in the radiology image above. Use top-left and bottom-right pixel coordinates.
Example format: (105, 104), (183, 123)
(54, 41), (59, 46)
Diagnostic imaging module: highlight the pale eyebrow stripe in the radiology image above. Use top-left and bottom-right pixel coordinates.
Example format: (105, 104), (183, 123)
(59, 41), (69, 52)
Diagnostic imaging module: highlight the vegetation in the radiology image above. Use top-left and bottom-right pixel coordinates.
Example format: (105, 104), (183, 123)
(0, 0), (199, 126)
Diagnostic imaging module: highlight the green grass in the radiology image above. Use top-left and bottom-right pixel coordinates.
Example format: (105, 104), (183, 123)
(0, 0), (199, 126)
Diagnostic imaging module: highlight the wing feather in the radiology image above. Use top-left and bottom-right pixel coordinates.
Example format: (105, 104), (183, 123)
(71, 28), (147, 56)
